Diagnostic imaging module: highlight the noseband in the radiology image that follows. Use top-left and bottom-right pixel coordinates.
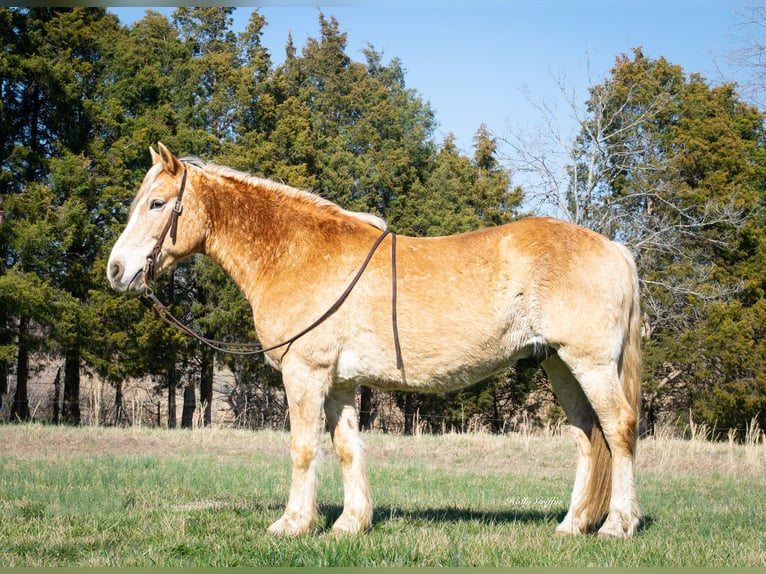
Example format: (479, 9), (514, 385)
(140, 164), (403, 368)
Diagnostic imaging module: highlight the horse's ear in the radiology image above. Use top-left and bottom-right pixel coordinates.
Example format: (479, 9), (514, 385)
(150, 146), (161, 165)
(157, 142), (182, 176)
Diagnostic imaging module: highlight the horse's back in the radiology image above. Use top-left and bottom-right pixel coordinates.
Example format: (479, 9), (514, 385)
(398, 216), (634, 299)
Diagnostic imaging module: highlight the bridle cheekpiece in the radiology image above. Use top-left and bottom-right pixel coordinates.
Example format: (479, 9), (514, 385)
(144, 165), (187, 284)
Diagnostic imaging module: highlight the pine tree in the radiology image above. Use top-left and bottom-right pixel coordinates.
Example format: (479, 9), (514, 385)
(406, 128), (520, 237)
(0, 8), (126, 423)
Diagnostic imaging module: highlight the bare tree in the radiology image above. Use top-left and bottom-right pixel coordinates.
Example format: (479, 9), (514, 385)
(729, 7), (766, 108)
(501, 51), (752, 317)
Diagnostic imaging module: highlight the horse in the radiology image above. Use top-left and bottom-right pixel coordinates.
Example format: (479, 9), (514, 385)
(107, 143), (642, 538)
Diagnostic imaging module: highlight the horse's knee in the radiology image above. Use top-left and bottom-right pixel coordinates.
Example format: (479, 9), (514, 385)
(333, 436), (356, 467)
(290, 435), (319, 471)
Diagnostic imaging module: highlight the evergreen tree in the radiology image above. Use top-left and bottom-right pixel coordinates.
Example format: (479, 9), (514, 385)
(406, 127), (521, 236)
(260, 14), (436, 221)
(0, 7), (125, 423)
(172, 7), (239, 155)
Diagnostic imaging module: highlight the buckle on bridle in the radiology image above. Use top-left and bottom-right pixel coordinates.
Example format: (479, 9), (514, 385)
(144, 254), (156, 282)
(173, 199), (183, 214)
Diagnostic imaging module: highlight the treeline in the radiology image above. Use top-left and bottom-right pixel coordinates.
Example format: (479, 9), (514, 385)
(0, 7), (764, 436)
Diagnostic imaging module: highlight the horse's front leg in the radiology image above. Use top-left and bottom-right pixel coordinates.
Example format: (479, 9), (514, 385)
(324, 386), (373, 535)
(267, 362), (328, 536)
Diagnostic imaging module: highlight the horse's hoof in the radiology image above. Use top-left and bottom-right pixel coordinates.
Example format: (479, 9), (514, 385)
(267, 514), (312, 536)
(331, 512), (371, 536)
(555, 517), (591, 536)
(597, 512), (636, 539)
(597, 527), (629, 539)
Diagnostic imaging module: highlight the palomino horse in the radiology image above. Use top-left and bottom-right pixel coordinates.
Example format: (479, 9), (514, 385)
(108, 143), (642, 538)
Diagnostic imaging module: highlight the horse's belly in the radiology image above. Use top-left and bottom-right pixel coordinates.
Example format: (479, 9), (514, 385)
(335, 333), (537, 393)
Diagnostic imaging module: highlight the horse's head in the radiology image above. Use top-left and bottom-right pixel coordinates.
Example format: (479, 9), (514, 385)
(107, 143), (206, 293)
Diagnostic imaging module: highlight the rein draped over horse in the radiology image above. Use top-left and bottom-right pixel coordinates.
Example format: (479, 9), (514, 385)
(108, 143), (643, 538)
(141, 173), (402, 366)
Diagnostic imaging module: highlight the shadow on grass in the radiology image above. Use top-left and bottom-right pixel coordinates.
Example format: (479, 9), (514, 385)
(316, 503), (655, 534)
(193, 500), (652, 535)
(318, 503), (568, 529)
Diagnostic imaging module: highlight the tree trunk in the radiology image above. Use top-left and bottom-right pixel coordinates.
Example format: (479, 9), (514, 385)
(492, 387), (501, 434)
(0, 194), (6, 412)
(200, 347), (213, 427)
(167, 365), (177, 429)
(403, 394), (414, 435)
(11, 316), (30, 421)
(114, 380), (131, 426)
(0, 360), (6, 413)
(181, 384), (196, 428)
(52, 367), (61, 424)
(62, 349), (81, 425)
(359, 385), (373, 431)
(165, 273), (178, 429)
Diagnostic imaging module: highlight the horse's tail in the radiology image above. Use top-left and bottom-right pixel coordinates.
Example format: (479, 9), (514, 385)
(621, 256), (643, 442)
(583, 419), (612, 529)
(582, 245), (642, 528)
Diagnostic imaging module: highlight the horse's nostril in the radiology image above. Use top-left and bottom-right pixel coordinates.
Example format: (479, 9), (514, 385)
(109, 261), (123, 282)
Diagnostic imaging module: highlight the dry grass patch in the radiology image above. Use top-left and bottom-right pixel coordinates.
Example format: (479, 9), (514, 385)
(3, 422), (763, 478)
(637, 431), (765, 477)
(0, 424), (290, 461)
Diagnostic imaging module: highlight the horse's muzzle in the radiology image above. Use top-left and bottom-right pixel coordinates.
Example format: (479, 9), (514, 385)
(107, 259), (146, 293)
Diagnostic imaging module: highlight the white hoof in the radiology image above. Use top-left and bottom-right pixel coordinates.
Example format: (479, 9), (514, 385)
(555, 514), (591, 536)
(331, 511), (371, 536)
(267, 514), (313, 536)
(597, 511), (638, 539)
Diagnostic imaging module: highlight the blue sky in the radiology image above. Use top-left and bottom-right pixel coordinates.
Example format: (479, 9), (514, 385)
(110, 3), (757, 155)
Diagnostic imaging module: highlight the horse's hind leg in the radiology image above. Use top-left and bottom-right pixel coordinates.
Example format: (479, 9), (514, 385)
(267, 362), (327, 536)
(557, 351), (641, 538)
(542, 354), (609, 535)
(324, 386), (373, 534)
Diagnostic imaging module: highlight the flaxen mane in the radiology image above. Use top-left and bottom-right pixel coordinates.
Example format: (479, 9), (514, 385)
(181, 157), (388, 232)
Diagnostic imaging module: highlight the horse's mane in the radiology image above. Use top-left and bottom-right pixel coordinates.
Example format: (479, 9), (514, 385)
(182, 157), (387, 232)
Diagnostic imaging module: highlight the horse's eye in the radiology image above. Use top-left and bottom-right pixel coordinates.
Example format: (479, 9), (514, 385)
(149, 199), (166, 211)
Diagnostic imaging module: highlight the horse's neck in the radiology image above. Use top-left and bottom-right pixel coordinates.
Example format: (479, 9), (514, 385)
(199, 176), (342, 301)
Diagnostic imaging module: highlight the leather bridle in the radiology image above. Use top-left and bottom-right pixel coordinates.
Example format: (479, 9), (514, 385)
(139, 163), (403, 368)
(144, 166), (187, 283)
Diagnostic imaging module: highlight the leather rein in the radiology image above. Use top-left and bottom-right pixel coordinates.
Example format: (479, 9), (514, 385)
(140, 165), (403, 368)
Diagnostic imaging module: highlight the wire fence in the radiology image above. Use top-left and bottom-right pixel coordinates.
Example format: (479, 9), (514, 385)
(1, 362), (763, 442)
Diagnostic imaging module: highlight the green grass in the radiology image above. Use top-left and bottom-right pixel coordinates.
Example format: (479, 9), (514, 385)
(0, 425), (763, 566)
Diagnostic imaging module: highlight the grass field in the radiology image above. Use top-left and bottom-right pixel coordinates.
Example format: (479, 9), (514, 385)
(0, 423), (764, 566)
